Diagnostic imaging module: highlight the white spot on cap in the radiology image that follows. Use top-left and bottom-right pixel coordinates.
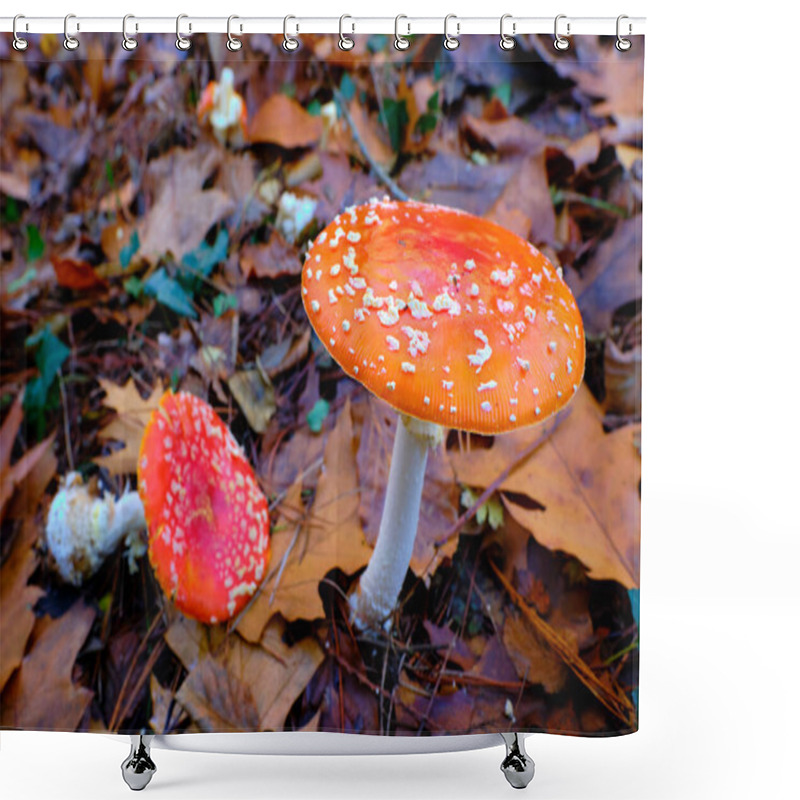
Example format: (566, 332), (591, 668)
(443, 380), (454, 391)
(387, 381), (396, 391)
(464, 258), (477, 271)
(490, 268), (515, 287)
(478, 380), (498, 392)
(468, 329), (492, 372)
(480, 401), (492, 412)
(311, 300), (320, 312)
(524, 306), (536, 323)
(550, 372), (556, 381)
(469, 283), (479, 297)
(401, 362), (416, 373)
(347, 231), (361, 242)
(424, 396), (431, 405)
(386, 336), (400, 351)
(342, 320), (351, 332)
(497, 298), (515, 314)
(330, 263), (341, 276)
(549, 341), (557, 352)
(567, 357), (573, 373)
(516, 357), (530, 371)
(328, 289), (338, 304)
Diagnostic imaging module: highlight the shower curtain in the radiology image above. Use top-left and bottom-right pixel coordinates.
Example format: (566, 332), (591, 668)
(1, 28), (642, 740)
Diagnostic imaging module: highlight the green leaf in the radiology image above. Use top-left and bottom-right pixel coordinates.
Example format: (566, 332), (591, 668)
(213, 293), (238, 317)
(339, 73), (356, 102)
(25, 225), (44, 262)
(180, 228), (229, 281)
(367, 34), (388, 53)
(123, 275), (143, 298)
(24, 327), (70, 413)
(306, 399), (330, 434)
(427, 91), (440, 113)
(307, 98), (322, 116)
(380, 98), (409, 153)
(8, 267), (36, 293)
(119, 230), (140, 268)
(492, 82), (512, 108)
(144, 268), (197, 318)
(415, 113), (437, 135)
(2, 196), (20, 223)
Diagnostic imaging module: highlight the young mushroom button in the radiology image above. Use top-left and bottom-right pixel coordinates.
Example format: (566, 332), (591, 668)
(302, 198), (586, 630)
(137, 391), (271, 624)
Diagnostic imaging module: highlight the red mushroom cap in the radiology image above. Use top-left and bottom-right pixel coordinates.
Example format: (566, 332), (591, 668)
(302, 199), (585, 433)
(137, 391), (270, 624)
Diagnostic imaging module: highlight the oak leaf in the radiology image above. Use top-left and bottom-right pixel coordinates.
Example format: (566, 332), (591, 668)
(95, 378), (165, 476)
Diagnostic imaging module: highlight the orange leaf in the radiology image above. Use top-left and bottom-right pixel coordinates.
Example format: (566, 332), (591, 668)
(52, 256), (107, 290)
(249, 94), (322, 148)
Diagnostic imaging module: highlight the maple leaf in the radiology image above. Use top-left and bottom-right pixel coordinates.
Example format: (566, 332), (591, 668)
(95, 378), (165, 476)
(174, 617), (323, 732)
(450, 385), (640, 589)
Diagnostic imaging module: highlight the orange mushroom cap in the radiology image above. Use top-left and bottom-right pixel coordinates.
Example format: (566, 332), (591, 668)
(137, 391), (270, 624)
(302, 199), (585, 434)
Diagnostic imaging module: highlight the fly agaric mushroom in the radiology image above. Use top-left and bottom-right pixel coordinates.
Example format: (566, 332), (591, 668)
(137, 391), (270, 624)
(197, 67), (248, 147)
(302, 198), (586, 629)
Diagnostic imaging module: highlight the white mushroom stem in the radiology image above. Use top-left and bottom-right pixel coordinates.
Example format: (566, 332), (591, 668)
(350, 415), (443, 630)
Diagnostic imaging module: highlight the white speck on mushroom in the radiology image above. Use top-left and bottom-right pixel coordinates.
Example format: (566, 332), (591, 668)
(389, 280), (398, 291)
(387, 381), (396, 391)
(546, 310), (557, 324)
(410, 280), (424, 298)
(330, 263), (341, 276)
(424, 396), (431, 405)
(524, 306), (536, 323)
(328, 289), (338, 304)
(386, 336), (400, 351)
(533, 387), (539, 395)
(550, 372), (556, 381)
(439, 405), (445, 411)
(510, 397), (518, 405)
(347, 231), (361, 242)
(549, 341), (557, 352)
(567, 357), (573, 373)
(464, 258), (477, 271)
(344, 283), (356, 296)
(306, 268), (313, 279)
(490, 267), (515, 287)
(480, 401), (492, 412)
(401, 362), (416, 373)
(342, 320), (351, 332)
(443, 380), (454, 390)
(531, 273), (542, 286)
(330, 338), (336, 346)
(315, 269), (322, 281)
(401, 326), (430, 357)
(469, 283), (479, 297)
(407, 296), (433, 319)
(516, 357), (530, 371)
(450, 406), (457, 414)
(510, 414), (517, 422)
(468, 329), (492, 371)
(311, 300), (320, 312)
(535, 407), (541, 415)
(350, 276), (367, 289)
(432, 292), (461, 316)
(497, 298), (515, 314)
(478, 380), (498, 392)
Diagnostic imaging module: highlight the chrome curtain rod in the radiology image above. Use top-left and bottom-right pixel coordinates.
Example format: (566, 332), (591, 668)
(0, 15), (646, 37)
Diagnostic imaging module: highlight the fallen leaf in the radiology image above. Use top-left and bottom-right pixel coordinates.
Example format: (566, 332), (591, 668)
(176, 617), (324, 732)
(249, 94), (323, 148)
(238, 400), (373, 637)
(604, 335), (641, 418)
(451, 386), (640, 588)
(0, 520), (45, 692)
(228, 369), (277, 434)
(502, 611), (568, 694)
(258, 328), (311, 379)
(95, 378), (166, 476)
(239, 233), (302, 280)
(0, 392), (57, 523)
(52, 256), (107, 290)
(0, 601), (95, 730)
(571, 215), (642, 334)
(462, 114), (545, 158)
(138, 146), (234, 262)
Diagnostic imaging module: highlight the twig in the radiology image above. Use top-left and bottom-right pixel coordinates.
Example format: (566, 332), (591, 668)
(57, 369), (74, 472)
(332, 86), (410, 202)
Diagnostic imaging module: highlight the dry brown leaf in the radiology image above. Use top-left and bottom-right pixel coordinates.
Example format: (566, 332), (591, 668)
(138, 146), (234, 262)
(570, 215), (642, 334)
(238, 400), (373, 639)
(176, 617), (323, 732)
(463, 114), (545, 159)
(0, 392), (57, 523)
(258, 328), (311, 379)
(604, 336), (641, 418)
(344, 101), (394, 167)
(95, 378), (165, 476)
(485, 152), (557, 246)
(451, 386), (640, 588)
(502, 611), (568, 694)
(52, 256), (107, 290)
(228, 369), (276, 434)
(354, 396), (460, 579)
(249, 94), (323, 148)
(0, 520), (45, 692)
(0, 601), (95, 730)
(239, 233), (302, 280)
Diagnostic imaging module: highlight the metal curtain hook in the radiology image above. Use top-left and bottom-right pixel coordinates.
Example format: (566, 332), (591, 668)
(122, 14), (138, 51)
(339, 15), (355, 50)
(616, 14), (632, 51)
(176, 14), (191, 51)
(227, 15), (242, 51)
(283, 15), (299, 51)
(443, 14), (460, 51)
(554, 14), (570, 51)
(500, 14), (516, 50)
(63, 13), (79, 51)
(12, 14), (29, 51)
(394, 15), (410, 51)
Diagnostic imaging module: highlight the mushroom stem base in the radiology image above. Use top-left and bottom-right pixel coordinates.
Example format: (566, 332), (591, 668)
(350, 415), (442, 630)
